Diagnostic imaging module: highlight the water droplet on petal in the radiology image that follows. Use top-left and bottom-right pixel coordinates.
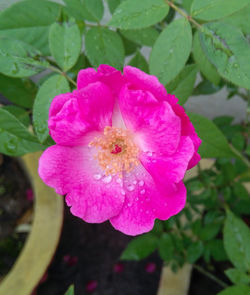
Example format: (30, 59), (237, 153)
(116, 178), (122, 184)
(139, 180), (144, 186)
(127, 202), (132, 207)
(102, 175), (112, 183)
(127, 185), (135, 191)
(121, 189), (126, 195)
(147, 151), (152, 157)
(140, 189), (145, 195)
(133, 180), (137, 185)
(93, 174), (102, 180)
(135, 197), (139, 201)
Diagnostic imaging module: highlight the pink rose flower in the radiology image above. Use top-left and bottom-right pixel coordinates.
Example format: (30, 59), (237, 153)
(38, 65), (201, 236)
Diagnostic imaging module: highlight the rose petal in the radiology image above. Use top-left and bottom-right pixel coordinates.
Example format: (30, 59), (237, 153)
(77, 81), (114, 131)
(38, 144), (125, 223)
(123, 66), (168, 101)
(119, 85), (181, 155)
(110, 164), (186, 236)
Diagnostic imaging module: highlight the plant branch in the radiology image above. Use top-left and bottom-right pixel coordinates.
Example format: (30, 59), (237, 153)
(49, 65), (77, 87)
(193, 264), (228, 289)
(165, 0), (202, 29)
(230, 144), (250, 168)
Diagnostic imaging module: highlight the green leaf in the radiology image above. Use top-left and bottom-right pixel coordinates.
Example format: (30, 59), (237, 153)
(0, 74), (36, 108)
(2, 105), (30, 127)
(199, 22), (250, 90)
(85, 27), (124, 69)
(65, 285), (74, 295)
(0, 37), (49, 78)
(217, 285), (250, 295)
(63, 0), (104, 22)
(224, 210), (250, 272)
(158, 233), (174, 262)
(33, 74), (70, 143)
(199, 223), (221, 241)
(108, 0), (169, 29)
(193, 80), (222, 96)
(191, 0), (250, 21)
(166, 64), (197, 105)
(120, 27), (159, 47)
(187, 241), (204, 263)
(149, 18), (192, 84)
(49, 22), (81, 72)
(107, 0), (124, 14)
(187, 112), (236, 158)
(0, 108), (44, 156)
(192, 32), (220, 85)
(0, 0), (61, 55)
(121, 233), (158, 260)
(208, 239), (228, 261)
(225, 268), (250, 285)
(182, 0), (194, 13)
(128, 51), (149, 73)
(221, 4), (250, 35)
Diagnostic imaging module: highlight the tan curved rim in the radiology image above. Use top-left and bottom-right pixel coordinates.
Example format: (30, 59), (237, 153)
(0, 151), (64, 295)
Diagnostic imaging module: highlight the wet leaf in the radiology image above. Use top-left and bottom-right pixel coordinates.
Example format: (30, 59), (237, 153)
(150, 18), (192, 84)
(33, 74), (70, 143)
(109, 0), (169, 29)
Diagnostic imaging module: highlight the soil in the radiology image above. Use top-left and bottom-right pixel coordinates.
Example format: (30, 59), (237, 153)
(36, 208), (162, 295)
(0, 155), (33, 277)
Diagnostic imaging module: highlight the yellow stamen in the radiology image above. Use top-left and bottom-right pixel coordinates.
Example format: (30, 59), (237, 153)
(89, 126), (140, 177)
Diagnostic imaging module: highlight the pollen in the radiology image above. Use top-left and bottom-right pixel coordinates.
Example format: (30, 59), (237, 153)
(89, 126), (140, 176)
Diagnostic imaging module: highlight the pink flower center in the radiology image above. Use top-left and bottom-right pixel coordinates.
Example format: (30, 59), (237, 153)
(89, 126), (140, 176)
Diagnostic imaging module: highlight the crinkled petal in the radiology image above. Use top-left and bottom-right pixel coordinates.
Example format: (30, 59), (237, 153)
(171, 102), (201, 168)
(110, 164), (186, 236)
(77, 65), (124, 95)
(48, 93), (88, 146)
(119, 85), (181, 155)
(123, 66), (168, 101)
(140, 136), (195, 185)
(77, 81), (115, 131)
(38, 144), (125, 223)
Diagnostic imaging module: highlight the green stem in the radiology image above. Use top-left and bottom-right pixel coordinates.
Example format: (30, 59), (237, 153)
(230, 144), (250, 168)
(193, 264), (228, 289)
(49, 65), (77, 87)
(165, 0), (202, 29)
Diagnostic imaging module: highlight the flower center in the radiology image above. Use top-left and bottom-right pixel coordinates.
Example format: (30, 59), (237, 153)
(89, 126), (140, 176)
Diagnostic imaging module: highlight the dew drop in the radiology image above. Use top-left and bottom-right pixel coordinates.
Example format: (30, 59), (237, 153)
(121, 189), (126, 195)
(127, 203), (132, 207)
(102, 175), (112, 183)
(147, 151), (152, 157)
(116, 178), (122, 184)
(127, 184), (135, 191)
(93, 174), (102, 180)
(139, 180), (144, 186)
(140, 189), (145, 195)
(133, 180), (137, 185)
(4, 138), (18, 153)
(135, 197), (139, 201)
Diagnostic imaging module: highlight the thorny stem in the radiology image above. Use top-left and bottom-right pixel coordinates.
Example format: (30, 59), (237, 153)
(165, 0), (202, 29)
(193, 264), (228, 289)
(49, 65), (77, 87)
